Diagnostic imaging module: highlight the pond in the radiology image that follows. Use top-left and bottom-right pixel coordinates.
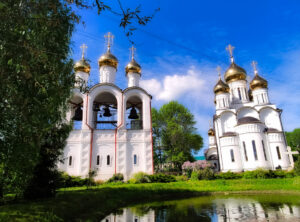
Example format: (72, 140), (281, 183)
(101, 194), (300, 222)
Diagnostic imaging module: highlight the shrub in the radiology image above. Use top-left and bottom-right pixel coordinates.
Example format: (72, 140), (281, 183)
(148, 173), (176, 183)
(107, 173), (124, 183)
(216, 171), (242, 180)
(130, 172), (151, 183)
(190, 171), (199, 181)
(190, 168), (215, 180)
(294, 159), (300, 176)
(58, 172), (95, 188)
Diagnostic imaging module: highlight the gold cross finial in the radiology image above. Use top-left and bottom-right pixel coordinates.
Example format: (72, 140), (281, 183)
(80, 44), (87, 59)
(209, 120), (212, 129)
(251, 61), (258, 75)
(216, 66), (221, 79)
(226, 44), (235, 63)
(129, 45), (136, 60)
(104, 32), (114, 51)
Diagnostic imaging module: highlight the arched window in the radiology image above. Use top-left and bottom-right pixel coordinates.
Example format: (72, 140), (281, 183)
(70, 95), (83, 130)
(243, 141), (248, 161)
(276, 146), (281, 160)
(238, 88), (242, 100)
(96, 155), (100, 165)
(252, 140), (258, 160)
(107, 155), (110, 165)
(133, 154), (137, 165)
(69, 156), (72, 166)
(262, 140), (267, 161)
(230, 149), (235, 162)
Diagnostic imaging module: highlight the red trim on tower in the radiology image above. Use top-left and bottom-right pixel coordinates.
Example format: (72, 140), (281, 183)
(85, 94), (94, 169)
(114, 93), (124, 174)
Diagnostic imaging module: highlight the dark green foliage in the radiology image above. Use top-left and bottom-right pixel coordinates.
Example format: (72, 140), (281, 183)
(58, 173), (95, 188)
(294, 160), (300, 176)
(215, 171), (242, 180)
(190, 168), (215, 180)
(0, 1), (75, 197)
(131, 172), (151, 183)
(148, 173), (176, 183)
(107, 173), (124, 183)
(152, 101), (203, 172)
(242, 169), (295, 179)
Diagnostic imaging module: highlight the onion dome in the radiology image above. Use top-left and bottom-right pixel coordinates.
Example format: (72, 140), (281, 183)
(126, 59), (141, 75)
(224, 62), (247, 83)
(249, 61), (268, 90)
(74, 44), (90, 73)
(224, 44), (247, 83)
(98, 50), (118, 69)
(214, 78), (230, 95)
(74, 58), (91, 73)
(208, 128), (215, 136)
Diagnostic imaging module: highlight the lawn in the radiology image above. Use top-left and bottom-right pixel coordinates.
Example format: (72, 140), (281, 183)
(1, 177), (300, 221)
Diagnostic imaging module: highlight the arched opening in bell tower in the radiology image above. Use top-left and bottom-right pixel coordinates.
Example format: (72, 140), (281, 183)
(126, 95), (143, 130)
(69, 95), (83, 130)
(92, 92), (118, 130)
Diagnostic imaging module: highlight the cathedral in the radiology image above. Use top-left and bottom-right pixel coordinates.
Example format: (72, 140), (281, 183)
(205, 45), (293, 172)
(58, 32), (154, 181)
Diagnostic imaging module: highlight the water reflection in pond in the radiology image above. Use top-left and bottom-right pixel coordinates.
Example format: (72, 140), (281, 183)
(101, 194), (300, 222)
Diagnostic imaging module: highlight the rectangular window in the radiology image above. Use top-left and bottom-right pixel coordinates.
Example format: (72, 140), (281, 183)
(276, 146), (281, 160)
(262, 140), (267, 161)
(96, 155), (100, 165)
(69, 156), (72, 166)
(238, 88), (242, 100)
(252, 140), (258, 160)
(133, 154), (137, 165)
(230, 149), (235, 162)
(243, 141), (248, 161)
(107, 155), (110, 165)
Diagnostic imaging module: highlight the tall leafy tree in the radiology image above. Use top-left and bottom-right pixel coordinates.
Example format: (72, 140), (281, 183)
(0, 1), (75, 198)
(152, 101), (203, 171)
(286, 128), (300, 175)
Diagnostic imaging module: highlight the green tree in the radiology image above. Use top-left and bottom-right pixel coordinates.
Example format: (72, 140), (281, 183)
(152, 101), (203, 172)
(286, 128), (300, 175)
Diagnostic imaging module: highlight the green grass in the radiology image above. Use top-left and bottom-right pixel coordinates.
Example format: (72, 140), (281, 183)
(1, 177), (300, 221)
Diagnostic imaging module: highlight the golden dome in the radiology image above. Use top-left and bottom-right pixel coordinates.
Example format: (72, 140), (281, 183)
(125, 59), (141, 75)
(250, 73), (268, 90)
(74, 59), (91, 73)
(98, 50), (118, 69)
(224, 62), (247, 83)
(214, 78), (229, 95)
(208, 128), (215, 136)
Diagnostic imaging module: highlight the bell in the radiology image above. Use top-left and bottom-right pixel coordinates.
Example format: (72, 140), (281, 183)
(103, 106), (112, 117)
(73, 106), (83, 121)
(128, 106), (139, 119)
(93, 104), (100, 112)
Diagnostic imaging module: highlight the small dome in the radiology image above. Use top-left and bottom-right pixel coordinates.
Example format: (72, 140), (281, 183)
(250, 74), (268, 90)
(214, 78), (230, 95)
(126, 59), (141, 75)
(98, 50), (118, 69)
(74, 59), (90, 73)
(224, 62), (247, 83)
(208, 128), (215, 136)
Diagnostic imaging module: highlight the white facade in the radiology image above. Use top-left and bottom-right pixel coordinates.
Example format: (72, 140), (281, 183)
(206, 56), (292, 172)
(58, 38), (154, 181)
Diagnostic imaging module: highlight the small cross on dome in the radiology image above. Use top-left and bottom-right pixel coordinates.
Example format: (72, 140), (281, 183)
(251, 61), (258, 75)
(226, 44), (235, 63)
(130, 45), (136, 60)
(104, 32), (114, 51)
(216, 66), (221, 79)
(80, 44), (87, 59)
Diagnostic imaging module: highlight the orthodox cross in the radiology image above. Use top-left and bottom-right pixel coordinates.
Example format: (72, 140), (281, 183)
(251, 61), (258, 75)
(284, 146), (299, 168)
(130, 45), (136, 60)
(104, 32), (114, 51)
(216, 66), (221, 79)
(226, 44), (235, 62)
(209, 120), (212, 129)
(80, 44), (87, 59)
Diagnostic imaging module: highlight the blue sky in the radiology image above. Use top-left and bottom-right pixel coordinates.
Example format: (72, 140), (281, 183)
(71, 0), (300, 156)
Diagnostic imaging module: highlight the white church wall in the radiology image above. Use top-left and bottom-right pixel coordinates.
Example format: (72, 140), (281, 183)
(268, 133), (290, 169)
(228, 80), (248, 103)
(215, 93), (230, 110)
(236, 107), (259, 120)
(219, 111), (237, 134)
(100, 65), (116, 84)
(259, 108), (282, 131)
(219, 136), (243, 172)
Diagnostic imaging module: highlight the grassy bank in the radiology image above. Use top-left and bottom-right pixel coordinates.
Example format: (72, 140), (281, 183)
(1, 177), (300, 221)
